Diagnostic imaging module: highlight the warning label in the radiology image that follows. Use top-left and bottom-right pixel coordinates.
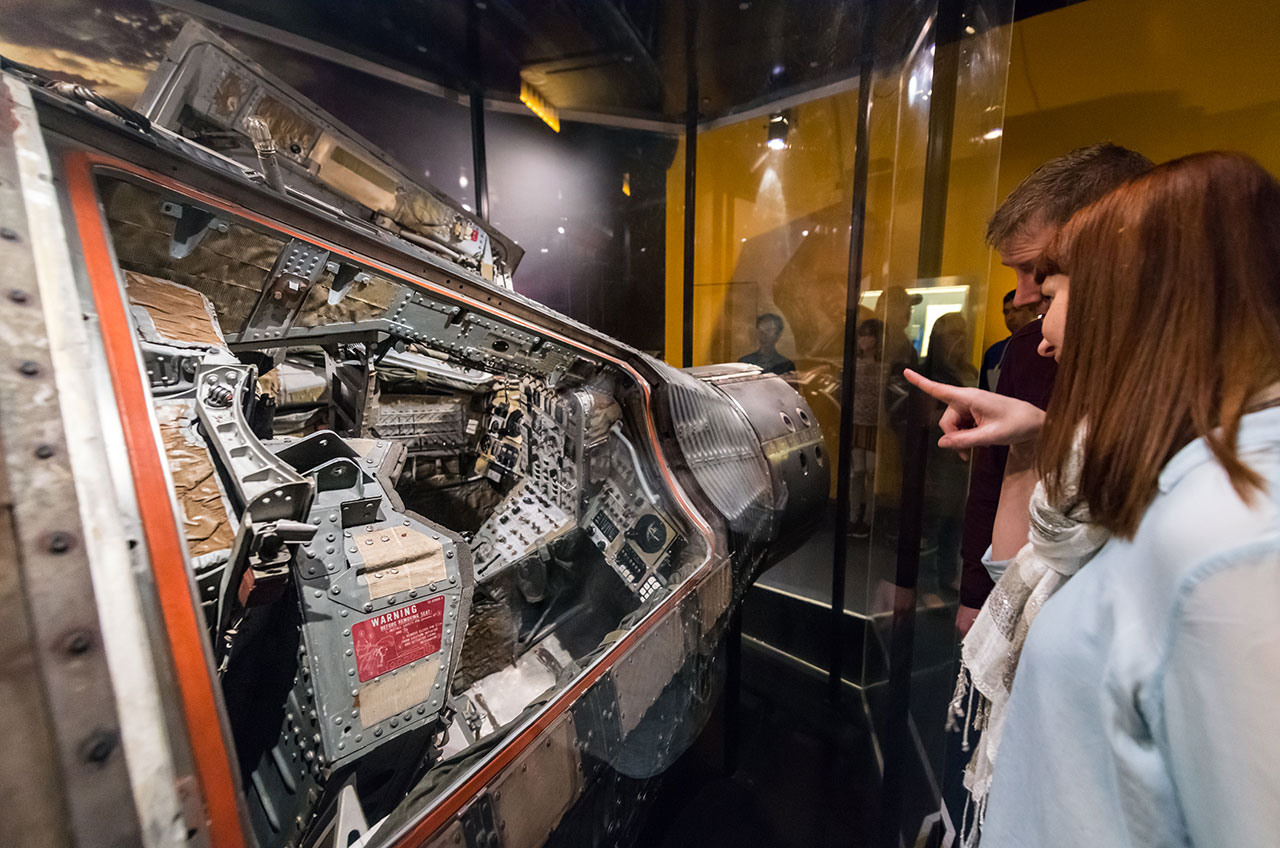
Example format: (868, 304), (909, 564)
(351, 595), (445, 682)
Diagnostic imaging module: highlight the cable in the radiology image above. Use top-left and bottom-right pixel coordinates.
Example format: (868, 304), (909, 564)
(1, 53), (151, 132)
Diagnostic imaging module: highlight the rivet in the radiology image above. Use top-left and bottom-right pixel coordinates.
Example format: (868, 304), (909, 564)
(0, 227), (19, 241)
(18, 360), (40, 376)
(8, 289), (29, 303)
(34, 444), (55, 459)
(47, 532), (74, 554)
(81, 729), (117, 764)
(65, 631), (93, 654)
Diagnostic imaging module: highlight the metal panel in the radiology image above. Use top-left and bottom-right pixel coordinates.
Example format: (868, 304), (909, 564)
(489, 714), (583, 848)
(0, 76), (145, 847)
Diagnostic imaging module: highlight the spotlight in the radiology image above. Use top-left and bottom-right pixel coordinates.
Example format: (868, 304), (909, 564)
(767, 113), (789, 151)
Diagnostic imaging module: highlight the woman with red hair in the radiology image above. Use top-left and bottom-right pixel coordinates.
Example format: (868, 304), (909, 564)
(910, 152), (1280, 846)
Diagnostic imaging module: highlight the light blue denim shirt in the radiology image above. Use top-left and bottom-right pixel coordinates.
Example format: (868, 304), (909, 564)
(980, 405), (1280, 847)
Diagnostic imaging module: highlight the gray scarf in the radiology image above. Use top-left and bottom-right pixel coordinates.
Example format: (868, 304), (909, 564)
(948, 440), (1110, 845)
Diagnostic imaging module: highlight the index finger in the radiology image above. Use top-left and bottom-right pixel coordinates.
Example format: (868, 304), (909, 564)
(903, 368), (965, 404)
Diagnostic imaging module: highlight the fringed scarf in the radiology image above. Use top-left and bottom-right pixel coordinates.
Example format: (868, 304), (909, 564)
(948, 441), (1110, 846)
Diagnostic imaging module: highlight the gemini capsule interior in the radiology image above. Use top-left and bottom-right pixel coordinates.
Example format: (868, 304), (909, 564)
(0, 26), (826, 847)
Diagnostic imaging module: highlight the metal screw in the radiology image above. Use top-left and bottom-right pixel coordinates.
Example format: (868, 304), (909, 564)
(81, 729), (117, 764)
(8, 289), (29, 303)
(65, 631), (92, 654)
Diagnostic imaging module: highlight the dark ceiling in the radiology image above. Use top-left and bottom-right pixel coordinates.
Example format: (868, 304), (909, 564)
(189, 0), (1085, 125)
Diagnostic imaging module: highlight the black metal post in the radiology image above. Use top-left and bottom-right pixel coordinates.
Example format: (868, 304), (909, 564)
(680, 1), (698, 368)
(828, 0), (879, 704)
(470, 91), (490, 221)
(723, 608), (742, 777)
(467, 1), (489, 221)
(917, 0), (962, 279)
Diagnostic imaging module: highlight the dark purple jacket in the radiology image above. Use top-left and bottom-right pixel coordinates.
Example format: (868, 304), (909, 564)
(958, 319), (1057, 608)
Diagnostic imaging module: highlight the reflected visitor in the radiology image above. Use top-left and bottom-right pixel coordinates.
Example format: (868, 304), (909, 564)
(879, 285), (922, 373)
(978, 290), (1037, 391)
(849, 318), (885, 538)
(739, 312), (796, 375)
(880, 285), (924, 435)
(919, 312), (977, 600)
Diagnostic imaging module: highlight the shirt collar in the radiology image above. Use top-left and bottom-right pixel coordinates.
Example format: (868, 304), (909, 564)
(1158, 405), (1280, 494)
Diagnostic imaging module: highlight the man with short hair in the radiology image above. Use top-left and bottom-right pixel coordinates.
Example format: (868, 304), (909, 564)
(956, 143), (1153, 634)
(740, 312), (796, 375)
(979, 290), (1037, 392)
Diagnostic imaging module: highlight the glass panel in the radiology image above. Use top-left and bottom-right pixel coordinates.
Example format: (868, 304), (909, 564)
(857, 2), (1015, 845)
(683, 1), (1013, 844)
(485, 111), (676, 356)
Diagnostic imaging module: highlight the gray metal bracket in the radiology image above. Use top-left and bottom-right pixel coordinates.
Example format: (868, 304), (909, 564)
(194, 362), (313, 522)
(161, 199), (227, 259)
(239, 237), (331, 346)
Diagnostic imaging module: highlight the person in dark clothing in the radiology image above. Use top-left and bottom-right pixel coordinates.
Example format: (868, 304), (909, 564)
(739, 312), (796, 375)
(921, 312), (978, 598)
(955, 143), (1153, 635)
(979, 291), (1038, 392)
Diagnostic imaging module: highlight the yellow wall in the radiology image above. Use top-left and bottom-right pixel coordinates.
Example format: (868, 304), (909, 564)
(662, 26), (1011, 497)
(982, 0), (1280, 346)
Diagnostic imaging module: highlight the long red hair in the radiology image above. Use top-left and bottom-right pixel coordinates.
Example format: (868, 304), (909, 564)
(1037, 152), (1280, 536)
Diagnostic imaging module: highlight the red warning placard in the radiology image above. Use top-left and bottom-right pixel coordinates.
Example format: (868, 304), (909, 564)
(351, 595), (445, 682)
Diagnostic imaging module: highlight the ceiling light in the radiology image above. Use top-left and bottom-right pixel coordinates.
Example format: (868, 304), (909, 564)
(983, 128), (1003, 140)
(459, 175), (469, 188)
(965, 25), (976, 35)
(801, 229), (809, 237)
(767, 113), (790, 151)
(557, 226), (565, 234)
(520, 80), (561, 132)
